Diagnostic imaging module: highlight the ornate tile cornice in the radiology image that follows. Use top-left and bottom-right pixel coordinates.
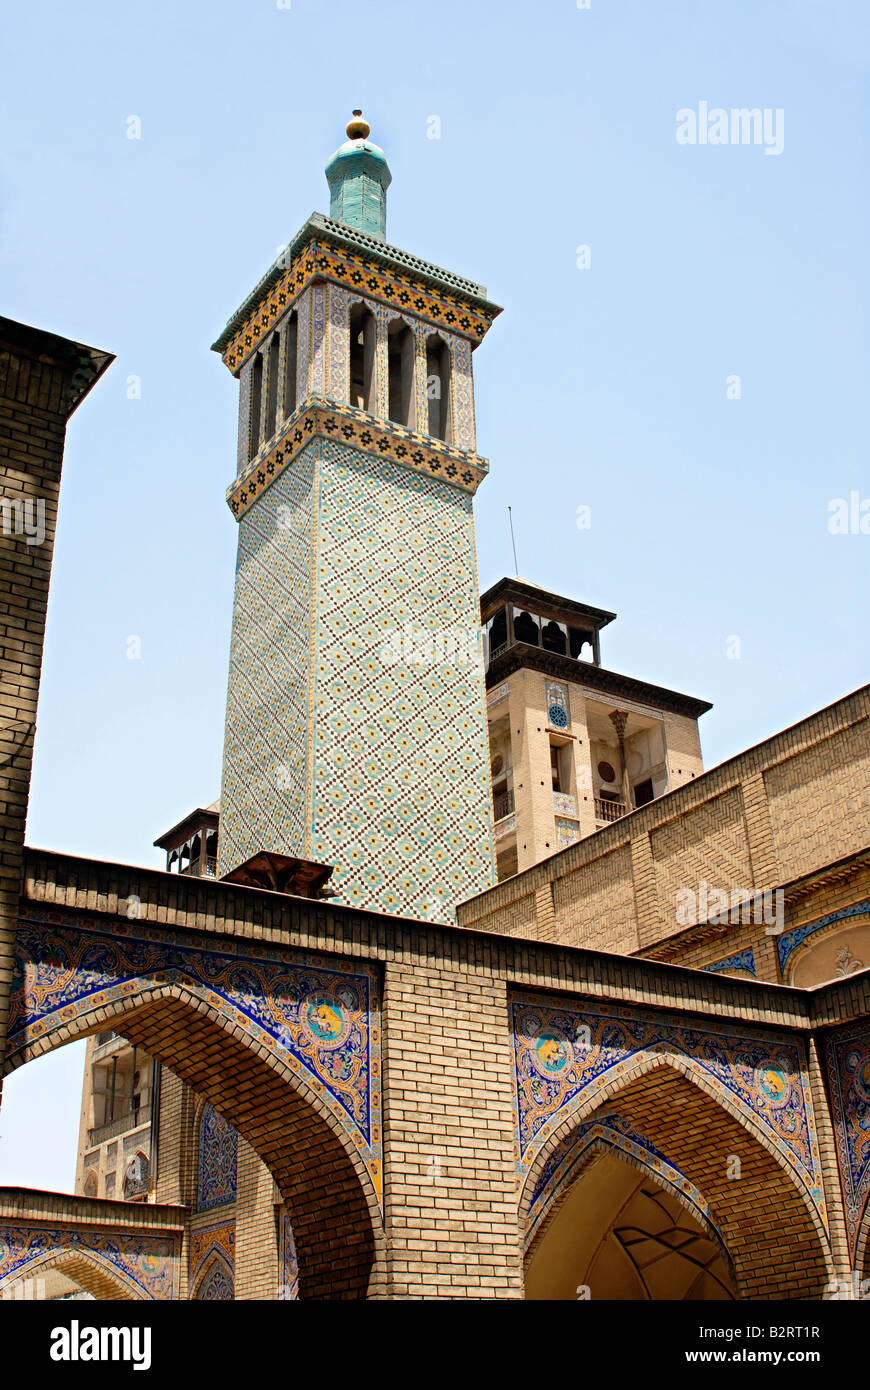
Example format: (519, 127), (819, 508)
(217, 235), (498, 374)
(227, 395), (489, 519)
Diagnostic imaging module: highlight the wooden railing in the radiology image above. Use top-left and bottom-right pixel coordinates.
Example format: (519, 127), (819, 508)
(179, 857), (217, 878)
(493, 788), (515, 822)
(594, 797), (628, 824)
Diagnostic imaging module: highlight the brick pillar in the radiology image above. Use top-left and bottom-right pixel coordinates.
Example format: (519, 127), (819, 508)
(0, 319), (111, 1078)
(381, 960), (524, 1298)
(234, 1140), (278, 1299)
(154, 1068), (196, 1206)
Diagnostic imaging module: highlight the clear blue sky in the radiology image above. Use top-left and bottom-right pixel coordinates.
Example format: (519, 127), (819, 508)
(0, 0), (867, 1192)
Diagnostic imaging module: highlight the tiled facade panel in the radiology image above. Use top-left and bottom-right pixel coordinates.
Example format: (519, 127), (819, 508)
(217, 447), (316, 876)
(309, 440), (494, 918)
(764, 721), (870, 883)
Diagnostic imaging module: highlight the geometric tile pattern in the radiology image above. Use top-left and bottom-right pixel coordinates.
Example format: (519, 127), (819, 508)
(217, 450), (315, 877)
(10, 908), (383, 1204)
(219, 236), (497, 375)
(219, 435), (495, 921)
(509, 991), (828, 1233)
(227, 396), (489, 519)
(0, 1223), (179, 1300)
(312, 440), (494, 917)
(823, 1020), (870, 1263)
(525, 1112), (725, 1250)
(196, 1104), (238, 1212)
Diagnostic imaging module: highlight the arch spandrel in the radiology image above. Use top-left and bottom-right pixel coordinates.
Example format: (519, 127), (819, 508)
(9, 906), (382, 1209)
(8, 907), (386, 1298)
(0, 1226), (178, 1300)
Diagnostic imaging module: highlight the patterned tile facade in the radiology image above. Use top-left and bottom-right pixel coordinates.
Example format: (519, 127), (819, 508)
(228, 395), (489, 520)
(509, 991), (828, 1232)
(10, 908), (383, 1204)
(0, 1223), (179, 1300)
(217, 449), (315, 877)
(310, 441), (494, 917)
(220, 236), (497, 375)
(823, 1020), (870, 1263)
(219, 436), (495, 920)
(196, 1104), (238, 1212)
(189, 1219), (235, 1284)
(277, 1205), (299, 1300)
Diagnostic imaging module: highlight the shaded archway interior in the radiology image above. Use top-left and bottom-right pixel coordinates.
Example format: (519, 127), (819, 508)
(526, 1149), (736, 1300)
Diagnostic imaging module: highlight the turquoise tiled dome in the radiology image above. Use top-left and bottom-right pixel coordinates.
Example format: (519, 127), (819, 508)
(325, 113), (392, 240)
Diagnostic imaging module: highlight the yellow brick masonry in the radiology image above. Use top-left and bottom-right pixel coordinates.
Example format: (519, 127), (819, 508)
(382, 961), (522, 1298)
(0, 346), (66, 1070)
(458, 685), (870, 966)
(10, 847), (870, 1297)
(0, 323), (111, 1086)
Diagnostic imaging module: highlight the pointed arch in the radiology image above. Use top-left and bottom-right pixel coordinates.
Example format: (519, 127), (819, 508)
(521, 1055), (833, 1299)
(525, 1144), (738, 1301)
(4, 982), (384, 1299)
(1, 1247), (149, 1301)
(191, 1247), (235, 1301)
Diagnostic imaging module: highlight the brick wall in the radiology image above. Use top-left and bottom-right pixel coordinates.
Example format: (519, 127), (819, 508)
(0, 320), (111, 1076)
(458, 686), (870, 963)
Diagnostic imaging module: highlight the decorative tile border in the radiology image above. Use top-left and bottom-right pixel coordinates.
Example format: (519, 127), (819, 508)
(509, 990), (827, 1233)
(823, 1019), (870, 1263)
(0, 1223), (179, 1300)
(778, 899), (870, 975)
(487, 682), (509, 707)
(221, 238), (496, 375)
(228, 395), (489, 520)
(11, 907), (383, 1206)
(703, 948), (757, 977)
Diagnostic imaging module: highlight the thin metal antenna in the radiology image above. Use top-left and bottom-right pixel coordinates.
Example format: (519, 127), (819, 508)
(508, 506), (519, 576)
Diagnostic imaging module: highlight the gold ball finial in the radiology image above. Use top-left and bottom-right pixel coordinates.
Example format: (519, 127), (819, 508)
(346, 109), (371, 141)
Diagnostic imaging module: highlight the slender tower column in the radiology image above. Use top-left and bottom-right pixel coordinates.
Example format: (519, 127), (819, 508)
(212, 116), (503, 922)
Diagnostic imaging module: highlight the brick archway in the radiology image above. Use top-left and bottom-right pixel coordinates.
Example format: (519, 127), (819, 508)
(0, 1246), (148, 1300)
(4, 983), (384, 1299)
(190, 1248), (235, 1301)
(522, 1058), (833, 1299)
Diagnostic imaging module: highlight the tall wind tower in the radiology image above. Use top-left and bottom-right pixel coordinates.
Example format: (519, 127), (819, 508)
(212, 113), (502, 919)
